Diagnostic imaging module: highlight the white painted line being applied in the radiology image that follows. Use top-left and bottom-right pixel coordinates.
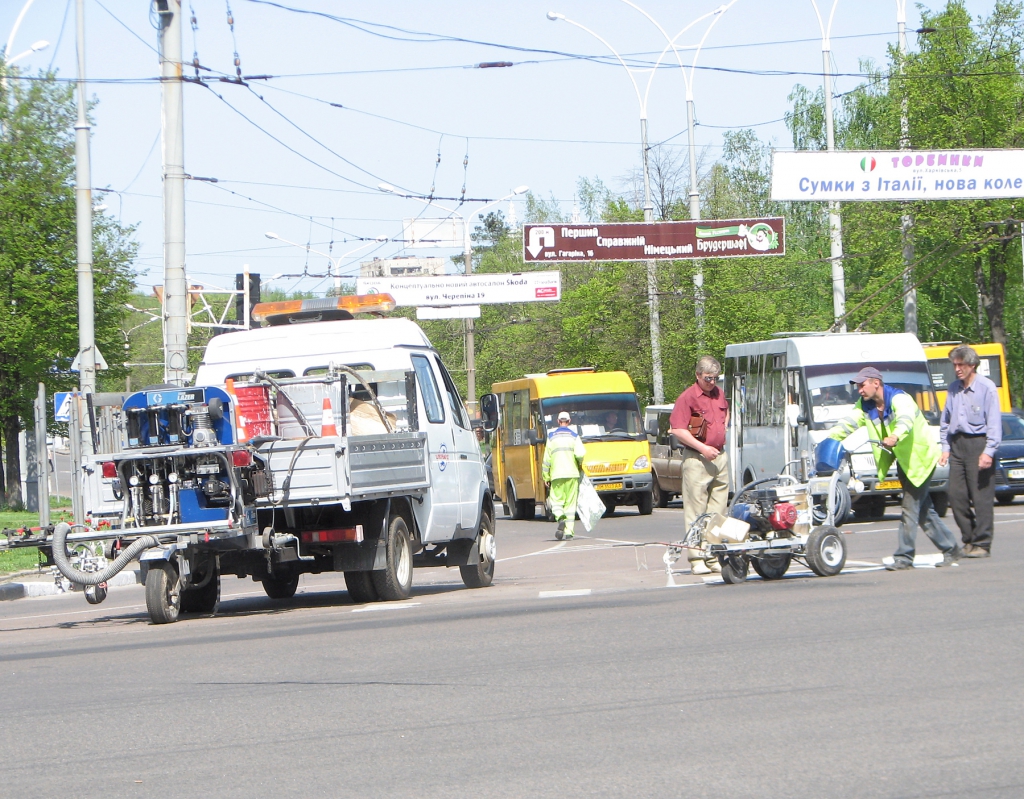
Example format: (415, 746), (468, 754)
(351, 602), (422, 613)
(538, 589), (592, 598)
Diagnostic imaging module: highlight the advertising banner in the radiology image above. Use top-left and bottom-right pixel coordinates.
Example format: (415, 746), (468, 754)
(522, 218), (785, 263)
(771, 149), (1024, 201)
(357, 271), (561, 307)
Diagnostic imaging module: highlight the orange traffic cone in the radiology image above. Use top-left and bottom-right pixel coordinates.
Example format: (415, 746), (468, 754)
(320, 396), (338, 437)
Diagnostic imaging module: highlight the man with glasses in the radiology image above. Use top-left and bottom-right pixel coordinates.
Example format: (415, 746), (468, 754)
(939, 345), (1001, 558)
(669, 356), (729, 575)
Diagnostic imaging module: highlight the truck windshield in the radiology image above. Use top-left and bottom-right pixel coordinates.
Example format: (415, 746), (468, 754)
(540, 394), (644, 441)
(806, 364), (940, 427)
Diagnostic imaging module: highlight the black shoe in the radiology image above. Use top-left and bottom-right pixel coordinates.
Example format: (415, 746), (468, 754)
(885, 559), (914, 571)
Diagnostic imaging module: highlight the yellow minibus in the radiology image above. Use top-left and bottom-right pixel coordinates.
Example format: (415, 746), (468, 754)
(479, 368), (653, 518)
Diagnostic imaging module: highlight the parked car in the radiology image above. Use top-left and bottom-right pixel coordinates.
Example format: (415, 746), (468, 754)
(995, 412), (1024, 504)
(644, 404), (682, 508)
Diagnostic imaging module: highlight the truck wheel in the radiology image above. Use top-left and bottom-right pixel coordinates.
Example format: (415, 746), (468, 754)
(931, 492), (949, 517)
(145, 562), (180, 624)
(180, 564), (220, 614)
(262, 572), (299, 600)
(719, 554), (749, 584)
(371, 514), (414, 601)
(751, 553), (791, 580)
(344, 571), (378, 604)
(806, 525), (846, 577)
(508, 482), (527, 520)
(637, 491), (654, 516)
(652, 479), (669, 508)
(460, 512), (495, 589)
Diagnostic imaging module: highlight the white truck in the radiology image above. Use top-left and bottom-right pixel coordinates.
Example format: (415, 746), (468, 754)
(30, 294), (496, 623)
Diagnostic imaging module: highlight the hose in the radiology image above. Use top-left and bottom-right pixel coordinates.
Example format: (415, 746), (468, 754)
(52, 522), (161, 586)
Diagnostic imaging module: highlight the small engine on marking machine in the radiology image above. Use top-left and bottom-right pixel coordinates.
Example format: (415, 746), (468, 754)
(730, 487), (799, 535)
(105, 386), (268, 528)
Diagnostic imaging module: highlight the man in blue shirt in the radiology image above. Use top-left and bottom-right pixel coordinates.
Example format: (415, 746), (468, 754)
(939, 345), (1002, 557)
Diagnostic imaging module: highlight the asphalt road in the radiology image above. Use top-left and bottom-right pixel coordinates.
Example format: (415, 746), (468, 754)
(2, 502), (1022, 798)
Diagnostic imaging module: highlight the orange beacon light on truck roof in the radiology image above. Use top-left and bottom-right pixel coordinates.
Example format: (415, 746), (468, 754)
(250, 293), (397, 325)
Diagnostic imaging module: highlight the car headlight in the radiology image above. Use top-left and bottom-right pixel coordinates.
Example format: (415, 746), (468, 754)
(633, 455), (649, 470)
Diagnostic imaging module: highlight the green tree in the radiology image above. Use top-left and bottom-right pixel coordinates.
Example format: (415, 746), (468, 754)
(0, 71), (136, 507)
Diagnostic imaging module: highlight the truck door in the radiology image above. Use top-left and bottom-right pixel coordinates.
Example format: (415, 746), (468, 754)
(410, 353), (460, 540)
(433, 355), (483, 531)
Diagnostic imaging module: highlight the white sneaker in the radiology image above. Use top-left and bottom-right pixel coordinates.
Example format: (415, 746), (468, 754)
(690, 560), (711, 575)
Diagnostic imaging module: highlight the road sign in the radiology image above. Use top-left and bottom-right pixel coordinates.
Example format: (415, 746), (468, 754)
(54, 392), (72, 423)
(70, 347), (109, 372)
(771, 149), (1024, 201)
(357, 271), (561, 306)
(416, 305), (481, 320)
(522, 218), (785, 263)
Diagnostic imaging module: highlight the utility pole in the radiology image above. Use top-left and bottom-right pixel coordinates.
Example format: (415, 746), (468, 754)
(686, 93), (704, 349)
(640, 117), (665, 404)
(74, 0), (96, 398)
(896, 0), (917, 335)
(463, 235), (477, 405)
(156, 1), (189, 385)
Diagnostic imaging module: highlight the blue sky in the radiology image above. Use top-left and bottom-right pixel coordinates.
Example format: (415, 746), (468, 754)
(2, 0), (997, 295)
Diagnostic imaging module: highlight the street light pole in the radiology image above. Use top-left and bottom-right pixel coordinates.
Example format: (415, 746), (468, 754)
(895, 0), (917, 335)
(811, 0), (846, 332)
(615, 0), (737, 348)
(73, 0), (96, 409)
(155, 0), (189, 386)
(378, 185), (528, 403)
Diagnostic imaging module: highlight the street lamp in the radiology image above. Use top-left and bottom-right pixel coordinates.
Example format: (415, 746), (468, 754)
(377, 184), (529, 403)
(894, 0), (916, 334)
(264, 232), (387, 293)
(547, 3), (733, 401)
(810, 0), (847, 332)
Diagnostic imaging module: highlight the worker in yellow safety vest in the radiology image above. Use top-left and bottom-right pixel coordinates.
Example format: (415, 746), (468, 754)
(543, 411), (586, 540)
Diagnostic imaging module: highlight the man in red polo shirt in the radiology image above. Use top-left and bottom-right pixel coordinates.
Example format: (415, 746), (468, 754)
(669, 355), (730, 575)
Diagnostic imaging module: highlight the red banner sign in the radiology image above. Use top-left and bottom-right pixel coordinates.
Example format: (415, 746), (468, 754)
(523, 218), (786, 263)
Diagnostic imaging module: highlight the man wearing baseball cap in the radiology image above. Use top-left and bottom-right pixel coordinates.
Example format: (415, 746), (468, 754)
(542, 411), (586, 540)
(827, 366), (960, 570)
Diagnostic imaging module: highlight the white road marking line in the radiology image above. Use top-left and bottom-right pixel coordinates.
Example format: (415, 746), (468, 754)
(538, 589), (592, 598)
(351, 602), (421, 613)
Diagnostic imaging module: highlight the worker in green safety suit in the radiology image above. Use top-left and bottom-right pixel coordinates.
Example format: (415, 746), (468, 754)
(543, 411), (587, 540)
(828, 366), (961, 570)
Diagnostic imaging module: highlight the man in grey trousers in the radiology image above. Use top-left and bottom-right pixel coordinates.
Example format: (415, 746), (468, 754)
(939, 345), (1002, 557)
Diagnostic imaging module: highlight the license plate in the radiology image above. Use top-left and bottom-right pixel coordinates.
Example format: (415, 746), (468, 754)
(596, 482), (624, 491)
(1008, 469), (1024, 480)
(875, 479), (901, 490)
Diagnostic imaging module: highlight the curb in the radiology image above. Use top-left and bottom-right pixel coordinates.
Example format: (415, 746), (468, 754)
(0, 569), (142, 602)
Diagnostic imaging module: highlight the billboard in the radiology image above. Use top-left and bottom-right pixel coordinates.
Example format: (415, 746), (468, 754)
(357, 271), (561, 306)
(522, 218), (785, 263)
(771, 149), (1024, 201)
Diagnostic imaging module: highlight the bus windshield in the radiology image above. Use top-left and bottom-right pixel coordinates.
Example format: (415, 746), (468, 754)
(806, 364), (940, 427)
(540, 393), (644, 441)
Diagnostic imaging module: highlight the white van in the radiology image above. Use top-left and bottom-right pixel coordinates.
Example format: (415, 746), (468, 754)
(724, 332), (949, 521)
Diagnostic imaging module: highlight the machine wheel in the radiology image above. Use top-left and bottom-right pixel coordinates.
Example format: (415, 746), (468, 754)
(637, 491), (654, 516)
(996, 493), (1016, 505)
(931, 492), (949, 516)
(145, 562), (180, 624)
(180, 569), (220, 615)
(751, 553), (792, 581)
(262, 572), (300, 600)
(371, 514), (414, 601)
(719, 554), (749, 584)
(460, 512), (496, 589)
(83, 583), (107, 605)
(806, 525), (846, 577)
(344, 571), (378, 604)
(652, 479), (670, 508)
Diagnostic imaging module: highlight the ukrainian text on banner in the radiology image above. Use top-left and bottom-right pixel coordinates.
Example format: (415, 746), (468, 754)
(770, 149), (1024, 201)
